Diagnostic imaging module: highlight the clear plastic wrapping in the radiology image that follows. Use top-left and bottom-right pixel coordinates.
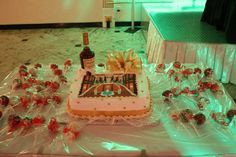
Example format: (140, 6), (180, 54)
(0, 61), (236, 157)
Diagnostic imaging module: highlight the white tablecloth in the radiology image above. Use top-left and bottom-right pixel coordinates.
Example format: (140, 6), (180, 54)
(146, 20), (236, 84)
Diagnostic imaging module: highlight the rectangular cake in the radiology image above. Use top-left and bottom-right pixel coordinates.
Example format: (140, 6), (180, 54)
(67, 69), (152, 119)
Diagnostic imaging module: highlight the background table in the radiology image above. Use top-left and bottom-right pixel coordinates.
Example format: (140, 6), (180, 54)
(201, 0), (236, 43)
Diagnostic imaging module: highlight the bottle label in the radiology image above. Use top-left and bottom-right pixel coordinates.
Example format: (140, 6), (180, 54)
(83, 57), (95, 70)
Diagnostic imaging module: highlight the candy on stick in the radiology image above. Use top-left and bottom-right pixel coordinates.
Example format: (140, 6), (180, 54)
(54, 69), (63, 76)
(29, 68), (37, 77)
(204, 68), (214, 79)
(32, 116), (45, 126)
(64, 59), (72, 73)
(50, 64), (58, 70)
(12, 79), (22, 90)
(63, 121), (80, 140)
(34, 63), (42, 69)
(20, 95), (31, 108)
(173, 61), (182, 69)
(155, 63), (165, 73)
(162, 90), (173, 102)
(8, 114), (21, 132)
(48, 117), (60, 133)
(52, 95), (62, 104)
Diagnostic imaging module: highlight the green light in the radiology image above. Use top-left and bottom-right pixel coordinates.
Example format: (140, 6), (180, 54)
(102, 141), (140, 151)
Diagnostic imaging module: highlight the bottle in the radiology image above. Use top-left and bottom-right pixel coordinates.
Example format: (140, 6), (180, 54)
(80, 32), (95, 70)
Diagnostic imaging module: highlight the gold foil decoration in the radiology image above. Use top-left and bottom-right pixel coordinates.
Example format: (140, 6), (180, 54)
(106, 49), (142, 72)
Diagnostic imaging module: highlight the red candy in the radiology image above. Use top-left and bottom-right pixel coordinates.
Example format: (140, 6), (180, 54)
(204, 68), (213, 78)
(173, 61), (181, 69)
(182, 68), (193, 77)
(34, 63), (42, 69)
(21, 83), (31, 90)
(210, 83), (220, 92)
(19, 69), (28, 78)
(19, 65), (27, 70)
(194, 68), (202, 74)
(50, 82), (60, 92)
(181, 87), (190, 94)
(20, 117), (32, 130)
(48, 117), (60, 133)
(0, 95), (10, 106)
(52, 95), (62, 104)
(50, 64), (58, 70)
(54, 69), (63, 76)
(64, 59), (72, 67)
(8, 115), (21, 132)
(59, 75), (67, 83)
(32, 116), (45, 126)
(20, 96), (31, 108)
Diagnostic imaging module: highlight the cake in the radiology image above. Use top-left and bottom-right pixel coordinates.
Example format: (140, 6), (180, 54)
(67, 69), (151, 119)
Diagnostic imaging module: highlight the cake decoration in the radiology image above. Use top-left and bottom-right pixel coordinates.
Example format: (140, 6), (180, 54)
(106, 50), (142, 73)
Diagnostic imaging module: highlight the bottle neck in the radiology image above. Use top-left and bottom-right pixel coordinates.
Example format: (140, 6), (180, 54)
(83, 32), (89, 46)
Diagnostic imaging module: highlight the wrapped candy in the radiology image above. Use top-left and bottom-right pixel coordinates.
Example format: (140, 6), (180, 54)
(48, 117), (60, 133)
(63, 121), (80, 140)
(19, 65), (27, 70)
(20, 117), (32, 130)
(34, 63), (42, 69)
(162, 90), (173, 102)
(54, 69), (63, 76)
(181, 68), (193, 78)
(50, 81), (60, 92)
(155, 63), (165, 73)
(52, 95), (62, 104)
(32, 116), (45, 126)
(19, 69), (28, 78)
(59, 75), (67, 83)
(173, 61), (182, 69)
(29, 68), (37, 77)
(193, 113), (206, 125)
(8, 114), (21, 132)
(0, 95), (10, 106)
(20, 95), (31, 108)
(64, 59), (72, 72)
(204, 68), (214, 79)
(12, 79), (22, 90)
(21, 83), (32, 90)
(50, 64), (58, 70)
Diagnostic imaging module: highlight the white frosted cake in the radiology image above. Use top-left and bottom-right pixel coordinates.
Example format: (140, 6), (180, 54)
(67, 69), (152, 119)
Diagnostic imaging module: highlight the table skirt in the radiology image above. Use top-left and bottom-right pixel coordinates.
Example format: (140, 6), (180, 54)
(146, 21), (236, 84)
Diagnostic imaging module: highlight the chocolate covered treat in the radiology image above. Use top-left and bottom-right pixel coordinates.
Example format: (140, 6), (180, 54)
(193, 113), (206, 125)
(0, 95), (9, 106)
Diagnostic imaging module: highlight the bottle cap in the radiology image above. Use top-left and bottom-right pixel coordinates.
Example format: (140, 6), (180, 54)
(83, 32), (89, 45)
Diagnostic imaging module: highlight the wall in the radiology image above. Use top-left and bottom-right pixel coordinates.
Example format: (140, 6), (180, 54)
(0, 0), (103, 25)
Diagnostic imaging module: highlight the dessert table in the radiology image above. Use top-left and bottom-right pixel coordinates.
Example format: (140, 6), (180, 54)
(1, 61), (236, 157)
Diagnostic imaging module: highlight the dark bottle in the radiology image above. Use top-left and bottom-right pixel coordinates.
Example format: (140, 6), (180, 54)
(80, 32), (95, 70)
